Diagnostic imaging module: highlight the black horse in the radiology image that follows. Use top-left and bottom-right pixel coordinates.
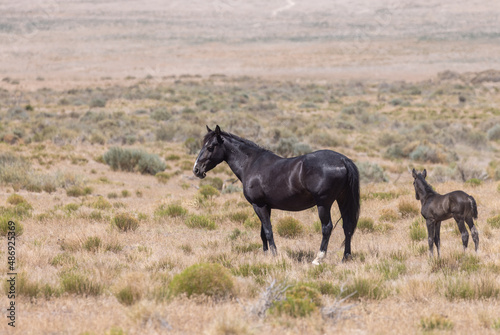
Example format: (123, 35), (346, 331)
(412, 169), (479, 257)
(193, 125), (360, 263)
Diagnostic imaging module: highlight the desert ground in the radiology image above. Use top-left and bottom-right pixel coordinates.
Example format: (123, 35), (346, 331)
(0, 1), (500, 335)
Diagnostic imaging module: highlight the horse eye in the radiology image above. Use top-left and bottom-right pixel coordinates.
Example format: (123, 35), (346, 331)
(207, 146), (214, 152)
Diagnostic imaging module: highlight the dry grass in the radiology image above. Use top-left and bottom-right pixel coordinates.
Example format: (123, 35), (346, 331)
(1, 75), (500, 334)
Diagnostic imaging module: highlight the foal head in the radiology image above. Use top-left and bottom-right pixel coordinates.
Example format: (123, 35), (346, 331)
(412, 168), (431, 200)
(193, 125), (226, 179)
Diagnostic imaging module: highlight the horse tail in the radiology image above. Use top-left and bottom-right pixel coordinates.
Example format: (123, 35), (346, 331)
(340, 157), (360, 241)
(468, 195), (478, 219)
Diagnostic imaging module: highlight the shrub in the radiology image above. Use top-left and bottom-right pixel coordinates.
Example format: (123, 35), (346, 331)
(357, 217), (375, 232)
(273, 137), (311, 158)
(155, 203), (187, 218)
(487, 124), (500, 141)
(343, 276), (387, 300)
(199, 185), (220, 199)
(270, 284), (322, 318)
(276, 216), (304, 238)
(103, 147), (166, 175)
(357, 162), (388, 183)
(409, 218), (427, 242)
(112, 213), (139, 232)
(409, 145), (445, 163)
(487, 214), (500, 228)
(398, 199), (419, 218)
(420, 314), (454, 331)
(244, 216), (261, 229)
(375, 259), (406, 280)
(168, 263), (234, 300)
(465, 178), (482, 187)
(228, 210), (249, 224)
(185, 215), (217, 230)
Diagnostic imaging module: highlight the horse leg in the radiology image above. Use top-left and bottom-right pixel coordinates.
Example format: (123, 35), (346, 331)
(425, 219), (435, 257)
(253, 204), (277, 255)
(338, 199), (355, 262)
(434, 221), (442, 258)
(260, 224), (268, 253)
(454, 215), (469, 252)
(312, 204), (333, 265)
(465, 217), (479, 252)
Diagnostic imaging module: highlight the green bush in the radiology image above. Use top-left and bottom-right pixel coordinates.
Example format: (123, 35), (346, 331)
(276, 216), (304, 238)
(168, 263), (234, 300)
(487, 124), (500, 141)
(465, 178), (482, 187)
(103, 147), (166, 175)
(155, 172), (171, 184)
(343, 277), (387, 300)
(0, 213), (25, 236)
(115, 285), (141, 306)
(185, 215), (217, 230)
(270, 284), (322, 318)
(112, 213), (139, 232)
(83, 236), (102, 252)
(200, 177), (223, 191)
(91, 196), (112, 210)
(66, 186), (92, 197)
(228, 210), (249, 224)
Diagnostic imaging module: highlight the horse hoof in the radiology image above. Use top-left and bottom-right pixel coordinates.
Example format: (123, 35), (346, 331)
(342, 253), (352, 263)
(312, 251), (326, 265)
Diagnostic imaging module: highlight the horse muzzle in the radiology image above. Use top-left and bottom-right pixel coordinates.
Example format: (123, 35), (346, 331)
(193, 166), (206, 179)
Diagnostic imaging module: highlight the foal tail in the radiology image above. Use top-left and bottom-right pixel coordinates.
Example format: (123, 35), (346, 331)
(468, 195), (478, 219)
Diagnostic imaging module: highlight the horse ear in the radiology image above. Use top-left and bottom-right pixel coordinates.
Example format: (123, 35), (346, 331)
(412, 168), (417, 179)
(206, 125), (212, 133)
(214, 125), (223, 143)
(423, 169), (427, 178)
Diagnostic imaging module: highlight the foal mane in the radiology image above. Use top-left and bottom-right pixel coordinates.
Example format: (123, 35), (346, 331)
(416, 175), (437, 196)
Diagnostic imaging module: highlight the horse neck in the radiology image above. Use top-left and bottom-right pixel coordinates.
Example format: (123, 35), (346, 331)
(417, 181), (437, 206)
(223, 137), (271, 181)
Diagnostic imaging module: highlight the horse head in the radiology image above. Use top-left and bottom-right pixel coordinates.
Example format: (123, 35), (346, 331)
(412, 168), (427, 200)
(193, 125), (226, 179)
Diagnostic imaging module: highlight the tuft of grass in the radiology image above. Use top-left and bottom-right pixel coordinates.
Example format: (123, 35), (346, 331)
(444, 276), (499, 300)
(343, 276), (387, 300)
(409, 218), (427, 242)
(155, 172), (171, 184)
(233, 243), (262, 254)
(378, 208), (399, 222)
(487, 214), (500, 228)
(0, 214), (24, 236)
(244, 216), (261, 229)
(112, 213), (139, 232)
(375, 259), (406, 280)
(66, 186), (92, 197)
(276, 216), (304, 238)
(398, 199), (420, 218)
(228, 210), (250, 224)
(185, 215), (217, 230)
(270, 284), (322, 318)
(6, 194), (28, 205)
(83, 236), (102, 252)
(199, 184), (220, 199)
(115, 285), (141, 306)
(60, 272), (103, 296)
(200, 177), (223, 191)
(420, 314), (454, 332)
(91, 196), (112, 210)
(357, 217), (375, 232)
(169, 263), (235, 300)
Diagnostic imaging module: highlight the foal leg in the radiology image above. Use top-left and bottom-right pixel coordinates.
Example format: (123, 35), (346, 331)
(434, 221), (442, 258)
(425, 219), (436, 257)
(253, 204), (277, 255)
(454, 215), (469, 252)
(465, 217), (479, 252)
(312, 204), (333, 265)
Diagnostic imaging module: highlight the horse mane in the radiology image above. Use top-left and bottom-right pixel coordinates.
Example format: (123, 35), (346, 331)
(204, 130), (270, 153)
